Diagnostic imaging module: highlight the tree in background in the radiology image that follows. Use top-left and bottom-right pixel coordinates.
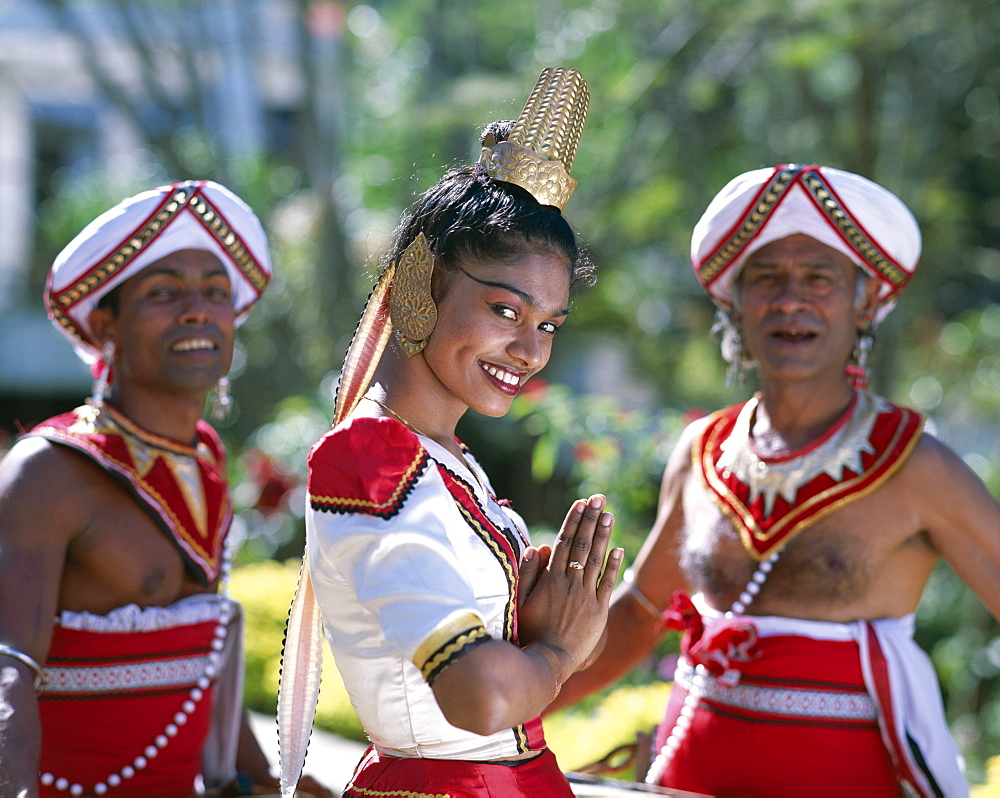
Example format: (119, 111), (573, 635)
(19, 0), (1000, 778)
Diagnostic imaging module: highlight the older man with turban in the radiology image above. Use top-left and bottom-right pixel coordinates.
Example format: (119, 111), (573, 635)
(553, 165), (1000, 796)
(0, 182), (330, 797)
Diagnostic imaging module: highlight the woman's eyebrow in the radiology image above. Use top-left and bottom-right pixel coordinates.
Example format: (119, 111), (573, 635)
(456, 266), (533, 303)
(457, 266), (570, 316)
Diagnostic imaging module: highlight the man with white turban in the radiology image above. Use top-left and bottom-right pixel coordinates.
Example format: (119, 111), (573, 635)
(553, 165), (1000, 796)
(0, 182), (331, 797)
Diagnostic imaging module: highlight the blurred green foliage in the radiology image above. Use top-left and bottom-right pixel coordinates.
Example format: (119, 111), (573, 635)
(19, 0), (1000, 785)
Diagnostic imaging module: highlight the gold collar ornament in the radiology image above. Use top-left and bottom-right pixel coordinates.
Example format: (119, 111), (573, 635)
(479, 67), (589, 210)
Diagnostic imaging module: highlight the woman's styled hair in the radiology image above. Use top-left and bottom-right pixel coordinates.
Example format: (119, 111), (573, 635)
(384, 121), (594, 289)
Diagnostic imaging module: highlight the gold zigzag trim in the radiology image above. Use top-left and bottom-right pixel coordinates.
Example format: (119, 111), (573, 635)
(348, 789), (449, 797)
(412, 612), (485, 675)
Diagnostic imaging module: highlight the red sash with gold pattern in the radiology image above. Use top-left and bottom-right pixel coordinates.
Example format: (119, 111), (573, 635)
(695, 390), (923, 561)
(28, 405), (231, 585)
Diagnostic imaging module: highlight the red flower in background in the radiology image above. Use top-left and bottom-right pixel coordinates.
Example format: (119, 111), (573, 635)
(519, 378), (549, 399)
(243, 449), (299, 515)
(573, 440), (598, 462)
(682, 407), (708, 426)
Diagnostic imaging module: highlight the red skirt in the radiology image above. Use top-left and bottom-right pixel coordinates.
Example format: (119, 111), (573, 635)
(38, 618), (218, 797)
(345, 746), (575, 797)
(653, 634), (898, 797)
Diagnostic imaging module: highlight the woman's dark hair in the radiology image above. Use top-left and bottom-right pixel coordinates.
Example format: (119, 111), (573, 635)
(384, 120), (594, 289)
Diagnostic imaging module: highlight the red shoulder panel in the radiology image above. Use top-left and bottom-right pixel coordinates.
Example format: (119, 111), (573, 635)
(307, 416), (429, 519)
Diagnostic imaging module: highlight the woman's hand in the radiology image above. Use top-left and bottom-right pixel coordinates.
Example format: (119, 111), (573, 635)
(517, 494), (623, 680)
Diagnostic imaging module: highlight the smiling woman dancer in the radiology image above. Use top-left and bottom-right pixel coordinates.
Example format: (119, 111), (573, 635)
(277, 68), (623, 798)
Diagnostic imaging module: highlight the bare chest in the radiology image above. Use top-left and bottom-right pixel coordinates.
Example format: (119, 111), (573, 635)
(61, 478), (208, 614)
(679, 476), (935, 618)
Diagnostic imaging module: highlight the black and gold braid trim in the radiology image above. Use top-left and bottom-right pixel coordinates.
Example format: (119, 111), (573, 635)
(51, 183), (269, 343)
(50, 185), (199, 342)
(309, 449), (431, 519)
(420, 625), (491, 685)
(698, 166), (801, 287)
(799, 170), (908, 288)
(187, 189), (270, 294)
(435, 462), (518, 642)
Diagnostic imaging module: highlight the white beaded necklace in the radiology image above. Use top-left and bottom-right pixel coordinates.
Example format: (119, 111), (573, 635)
(644, 548), (782, 785)
(38, 540), (235, 796)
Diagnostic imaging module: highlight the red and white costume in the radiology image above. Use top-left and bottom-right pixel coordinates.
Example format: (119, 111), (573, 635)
(655, 596), (966, 797)
(25, 179), (272, 796)
(647, 391), (966, 797)
(653, 164), (968, 796)
(27, 404), (243, 797)
(306, 416), (572, 796)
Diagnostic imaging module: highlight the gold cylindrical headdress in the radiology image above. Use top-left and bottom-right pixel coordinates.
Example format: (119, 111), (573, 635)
(480, 67), (589, 210)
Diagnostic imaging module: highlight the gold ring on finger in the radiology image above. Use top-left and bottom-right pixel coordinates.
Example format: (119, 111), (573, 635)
(568, 561), (585, 570)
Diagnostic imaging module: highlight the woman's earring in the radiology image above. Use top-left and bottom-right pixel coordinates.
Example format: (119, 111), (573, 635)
(210, 376), (233, 420)
(88, 341), (116, 409)
(389, 233), (437, 357)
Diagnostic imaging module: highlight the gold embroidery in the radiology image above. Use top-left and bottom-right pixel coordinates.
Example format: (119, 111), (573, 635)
(417, 626), (490, 682)
(412, 613), (487, 677)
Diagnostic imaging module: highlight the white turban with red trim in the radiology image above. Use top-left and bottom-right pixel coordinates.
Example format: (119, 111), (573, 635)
(690, 165), (920, 321)
(46, 180), (272, 366)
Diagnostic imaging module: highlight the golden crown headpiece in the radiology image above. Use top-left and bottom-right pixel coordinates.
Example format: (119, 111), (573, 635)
(479, 67), (589, 211)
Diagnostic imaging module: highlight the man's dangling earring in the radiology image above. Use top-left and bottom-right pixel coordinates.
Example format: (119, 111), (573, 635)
(847, 317), (875, 390)
(210, 376), (233, 421)
(726, 316), (748, 388)
(389, 233), (437, 357)
(88, 341), (116, 409)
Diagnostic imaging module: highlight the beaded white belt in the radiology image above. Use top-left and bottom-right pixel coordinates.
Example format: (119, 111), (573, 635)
(43, 653), (213, 694)
(674, 659), (877, 722)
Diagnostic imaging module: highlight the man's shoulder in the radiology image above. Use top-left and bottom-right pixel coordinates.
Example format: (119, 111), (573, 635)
(0, 431), (113, 546)
(903, 429), (971, 480)
(2, 428), (102, 484)
(660, 408), (735, 486)
(681, 401), (747, 454)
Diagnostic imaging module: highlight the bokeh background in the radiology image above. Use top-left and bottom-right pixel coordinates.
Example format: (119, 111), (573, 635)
(1, 0), (998, 786)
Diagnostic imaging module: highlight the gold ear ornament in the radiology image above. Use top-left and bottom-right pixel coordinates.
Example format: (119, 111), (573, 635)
(389, 232), (437, 357)
(479, 67), (589, 211)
